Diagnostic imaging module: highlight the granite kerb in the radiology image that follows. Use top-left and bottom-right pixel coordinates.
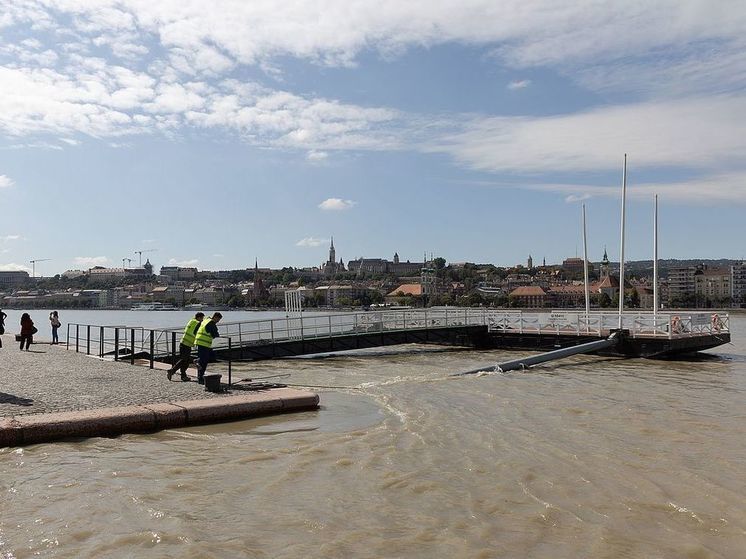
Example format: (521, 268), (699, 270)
(0, 389), (320, 447)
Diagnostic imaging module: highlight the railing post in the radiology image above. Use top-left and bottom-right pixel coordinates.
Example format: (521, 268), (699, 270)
(86, 325), (91, 355)
(329, 315), (333, 337)
(228, 337), (232, 387)
(130, 329), (135, 364)
(171, 331), (177, 361)
(99, 326), (104, 357)
(75, 324), (80, 353)
(114, 328), (119, 361)
(149, 330), (154, 369)
(66, 323), (70, 350)
(270, 319), (275, 343)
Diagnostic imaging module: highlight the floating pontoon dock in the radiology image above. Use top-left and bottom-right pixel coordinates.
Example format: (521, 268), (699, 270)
(66, 309), (730, 368)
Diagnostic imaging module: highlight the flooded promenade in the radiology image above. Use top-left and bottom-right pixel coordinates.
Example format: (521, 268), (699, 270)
(1, 311), (745, 557)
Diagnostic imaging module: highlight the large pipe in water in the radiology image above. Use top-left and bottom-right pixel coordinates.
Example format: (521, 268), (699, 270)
(454, 332), (621, 376)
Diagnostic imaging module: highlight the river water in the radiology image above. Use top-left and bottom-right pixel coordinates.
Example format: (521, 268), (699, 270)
(1, 310), (745, 558)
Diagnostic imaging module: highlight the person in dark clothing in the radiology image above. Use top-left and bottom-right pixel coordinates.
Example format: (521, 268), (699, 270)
(194, 312), (222, 384)
(167, 312), (204, 381)
(0, 309), (6, 348)
(49, 311), (61, 344)
(20, 313), (35, 351)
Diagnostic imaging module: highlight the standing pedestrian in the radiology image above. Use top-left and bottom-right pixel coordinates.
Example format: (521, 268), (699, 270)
(193, 312), (222, 384)
(49, 310), (61, 345)
(166, 312), (204, 381)
(0, 308), (6, 348)
(19, 313), (36, 351)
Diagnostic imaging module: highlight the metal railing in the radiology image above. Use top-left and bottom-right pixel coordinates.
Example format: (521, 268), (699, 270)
(210, 308), (486, 348)
(485, 310), (730, 339)
(64, 309), (729, 378)
(66, 323), (234, 385)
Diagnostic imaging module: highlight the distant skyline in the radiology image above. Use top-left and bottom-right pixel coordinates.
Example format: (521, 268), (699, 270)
(2, 1), (746, 276)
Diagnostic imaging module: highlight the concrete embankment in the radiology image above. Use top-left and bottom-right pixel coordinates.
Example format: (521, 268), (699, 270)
(0, 388), (319, 447)
(1, 340), (319, 447)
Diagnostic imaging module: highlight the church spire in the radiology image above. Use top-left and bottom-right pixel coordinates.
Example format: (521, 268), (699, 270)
(329, 236), (336, 264)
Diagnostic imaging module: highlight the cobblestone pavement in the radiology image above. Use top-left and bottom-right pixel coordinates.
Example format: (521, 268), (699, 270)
(0, 337), (235, 416)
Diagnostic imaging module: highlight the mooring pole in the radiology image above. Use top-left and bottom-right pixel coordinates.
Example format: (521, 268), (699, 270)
(582, 203), (590, 328)
(653, 194), (659, 321)
(618, 154), (627, 330)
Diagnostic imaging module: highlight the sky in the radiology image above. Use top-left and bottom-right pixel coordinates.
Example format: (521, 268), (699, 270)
(1, 1), (745, 276)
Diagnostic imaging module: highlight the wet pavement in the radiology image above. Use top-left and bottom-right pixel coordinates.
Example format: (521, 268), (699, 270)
(0, 337), (230, 417)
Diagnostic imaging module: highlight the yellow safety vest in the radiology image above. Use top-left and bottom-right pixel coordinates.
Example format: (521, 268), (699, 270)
(194, 318), (216, 348)
(181, 318), (201, 347)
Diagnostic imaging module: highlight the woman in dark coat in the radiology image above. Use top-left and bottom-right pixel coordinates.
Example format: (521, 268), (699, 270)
(0, 309), (6, 348)
(20, 313), (35, 351)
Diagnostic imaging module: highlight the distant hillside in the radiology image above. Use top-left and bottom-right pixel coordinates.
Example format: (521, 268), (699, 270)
(597, 259), (742, 278)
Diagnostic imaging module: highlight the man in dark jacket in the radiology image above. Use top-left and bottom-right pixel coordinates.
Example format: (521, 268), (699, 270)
(193, 312), (222, 384)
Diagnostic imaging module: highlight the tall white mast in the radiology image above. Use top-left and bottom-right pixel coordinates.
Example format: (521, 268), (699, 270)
(653, 194), (659, 319)
(582, 204), (590, 322)
(618, 154), (627, 329)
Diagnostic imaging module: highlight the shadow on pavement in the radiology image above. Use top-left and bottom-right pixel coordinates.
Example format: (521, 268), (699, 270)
(0, 392), (34, 406)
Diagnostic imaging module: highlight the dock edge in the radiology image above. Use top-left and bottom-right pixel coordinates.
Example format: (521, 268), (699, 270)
(0, 388), (320, 447)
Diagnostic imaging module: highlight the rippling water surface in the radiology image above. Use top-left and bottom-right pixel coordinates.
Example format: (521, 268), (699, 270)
(2, 314), (745, 558)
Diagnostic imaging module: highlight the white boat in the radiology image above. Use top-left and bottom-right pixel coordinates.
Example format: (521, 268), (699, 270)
(131, 303), (178, 311)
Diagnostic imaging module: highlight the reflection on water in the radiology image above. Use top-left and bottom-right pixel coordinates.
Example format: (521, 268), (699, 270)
(1, 316), (746, 557)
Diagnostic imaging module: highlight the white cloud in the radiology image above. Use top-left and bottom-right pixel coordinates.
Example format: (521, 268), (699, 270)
(565, 193), (590, 203)
(0, 0), (745, 208)
(296, 237), (327, 247)
(167, 258), (199, 266)
(0, 263), (32, 272)
(529, 171), (746, 205)
(74, 256), (110, 266)
(0, 175), (14, 188)
(23, 1), (741, 74)
(319, 198), (356, 211)
(433, 95), (746, 173)
(0, 234), (21, 242)
(306, 150), (329, 162)
(507, 79), (530, 90)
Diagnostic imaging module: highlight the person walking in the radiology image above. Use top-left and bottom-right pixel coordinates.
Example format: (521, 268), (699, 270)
(0, 308), (6, 348)
(193, 312), (222, 384)
(166, 312), (204, 381)
(19, 313), (35, 351)
(49, 311), (61, 345)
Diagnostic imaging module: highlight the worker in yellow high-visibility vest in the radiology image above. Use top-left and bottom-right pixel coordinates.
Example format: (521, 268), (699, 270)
(194, 312), (222, 384)
(167, 312), (204, 381)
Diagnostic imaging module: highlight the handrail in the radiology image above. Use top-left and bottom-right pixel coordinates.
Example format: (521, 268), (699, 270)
(64, 309), (728, 379)
(65, 323), (234, 386)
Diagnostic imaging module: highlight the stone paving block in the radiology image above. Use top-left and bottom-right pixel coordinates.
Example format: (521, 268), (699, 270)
(0, 418), (23, 447)
(141, 402), (188, 430)
(18, 406), (157, 445)
(180, 394), (286, 425)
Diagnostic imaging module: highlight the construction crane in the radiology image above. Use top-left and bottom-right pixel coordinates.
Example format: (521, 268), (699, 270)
(29, 258), (51, 278)
(122, 257), (133, 268)
(134, 249), (157, 267)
